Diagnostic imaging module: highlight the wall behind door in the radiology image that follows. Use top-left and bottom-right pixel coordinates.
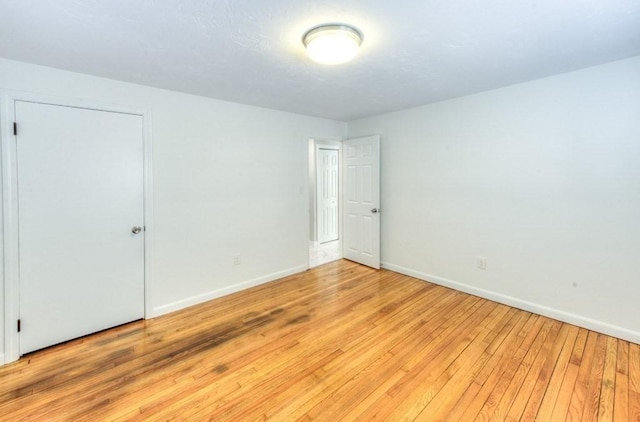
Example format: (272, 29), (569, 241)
(0, 58), (347, 359)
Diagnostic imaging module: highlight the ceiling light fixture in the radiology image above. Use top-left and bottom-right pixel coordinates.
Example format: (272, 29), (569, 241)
(303, 24), (362, 65)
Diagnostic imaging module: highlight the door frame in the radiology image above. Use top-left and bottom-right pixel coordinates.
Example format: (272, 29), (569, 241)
(307, 138), (342, 269)
(1, 91), (154, 364)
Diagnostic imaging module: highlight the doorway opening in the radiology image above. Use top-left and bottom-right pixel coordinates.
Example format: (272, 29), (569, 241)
(308, 138), (342, 268)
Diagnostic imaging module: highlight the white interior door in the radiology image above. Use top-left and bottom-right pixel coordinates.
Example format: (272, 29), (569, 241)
(16, 101), (145, 355)
(342, 135), (380, 269)
(317, 148), (339, 243)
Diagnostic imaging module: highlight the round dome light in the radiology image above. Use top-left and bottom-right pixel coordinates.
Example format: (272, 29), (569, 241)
(303, 24), (362, 65)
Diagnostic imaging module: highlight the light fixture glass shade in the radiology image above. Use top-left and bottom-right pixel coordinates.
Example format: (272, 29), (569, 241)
(303, 25), (362, 65)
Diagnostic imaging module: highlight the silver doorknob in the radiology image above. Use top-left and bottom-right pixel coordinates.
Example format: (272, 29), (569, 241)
(131, 226), (143, 234)
(371, 208), (379, 213)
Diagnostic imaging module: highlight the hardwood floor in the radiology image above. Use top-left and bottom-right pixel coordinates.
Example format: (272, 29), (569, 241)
(0, 259), (638, 421)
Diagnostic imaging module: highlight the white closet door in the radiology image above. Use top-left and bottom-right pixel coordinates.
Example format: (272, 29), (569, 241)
(317, 148), (339, 243)
(342, 135), (380, 269)
(16, 101), (145, 354)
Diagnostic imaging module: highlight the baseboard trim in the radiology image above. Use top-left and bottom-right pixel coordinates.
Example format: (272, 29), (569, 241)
(0, 353), (4, 365)
(151, 264), (308, 318)
(381, 261), (640, 344)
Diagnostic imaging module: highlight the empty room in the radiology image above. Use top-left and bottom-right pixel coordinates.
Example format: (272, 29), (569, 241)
(0, 1), (639, 420)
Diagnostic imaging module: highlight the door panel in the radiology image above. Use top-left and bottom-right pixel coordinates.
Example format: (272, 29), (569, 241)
(317, 148), (339, 243)
(16, 101), (145, 354)
(342, 135), (380, 268)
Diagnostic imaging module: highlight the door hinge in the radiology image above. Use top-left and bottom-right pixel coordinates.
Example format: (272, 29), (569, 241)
(17, 319), (21, 332)
(13, 122), (17, 136)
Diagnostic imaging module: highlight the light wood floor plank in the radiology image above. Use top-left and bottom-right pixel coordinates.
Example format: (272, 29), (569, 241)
(597, 336), (618, 422)
(534, 324), (579, 421)
(504, 319), (564, 421)
(581, 334), (608, 421)
(521, 324), (575, 420)
(0, 259), (636, 421)
(613, 339), (629, 422)
(549, 328), (589, 420)
(566, 330), (600, 421)
(452, 311), (531, 421)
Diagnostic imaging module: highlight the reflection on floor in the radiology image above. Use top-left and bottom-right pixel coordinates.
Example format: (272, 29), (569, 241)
(309, 240), (341, 268)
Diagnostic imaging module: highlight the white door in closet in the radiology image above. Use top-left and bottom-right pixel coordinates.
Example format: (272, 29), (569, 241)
(317, 147), (339, 243)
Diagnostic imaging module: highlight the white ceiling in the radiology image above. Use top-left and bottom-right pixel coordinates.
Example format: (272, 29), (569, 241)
(1, 0), (639, 121)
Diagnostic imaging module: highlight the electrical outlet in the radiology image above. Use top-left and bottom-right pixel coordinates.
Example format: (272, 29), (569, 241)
(476, 257), (487, 270)
(233, 254), (241, 266)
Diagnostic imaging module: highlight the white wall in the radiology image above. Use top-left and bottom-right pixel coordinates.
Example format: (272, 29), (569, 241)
(349, 56), (640, 343)
(0, 58), (347, 360)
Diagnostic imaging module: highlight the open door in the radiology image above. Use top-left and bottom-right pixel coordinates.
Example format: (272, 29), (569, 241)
(342, 135), (380, 269)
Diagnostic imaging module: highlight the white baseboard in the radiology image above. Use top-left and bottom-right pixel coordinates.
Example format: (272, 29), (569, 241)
(0, 353), (4, 365)
(151, 264), (307, 318)
(381, 261), (640, 345)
